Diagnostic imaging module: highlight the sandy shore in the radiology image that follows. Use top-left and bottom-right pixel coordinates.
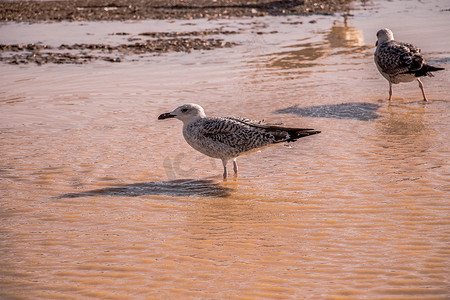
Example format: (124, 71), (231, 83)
(0, 0), (354, 64)
(1, 0), (353, 22)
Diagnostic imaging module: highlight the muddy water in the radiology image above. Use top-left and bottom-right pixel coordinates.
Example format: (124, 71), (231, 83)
(1, 0), (449, 299)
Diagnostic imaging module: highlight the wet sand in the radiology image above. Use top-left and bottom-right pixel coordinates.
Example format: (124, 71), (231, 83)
(0, 35), (237, 64)
(0, 0), (353, 64)
(1, 0), (449, 299)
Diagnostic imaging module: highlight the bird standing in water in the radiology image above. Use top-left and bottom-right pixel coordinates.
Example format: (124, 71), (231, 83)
(158, 104), (320, 179)
(374, 28), (444, 101)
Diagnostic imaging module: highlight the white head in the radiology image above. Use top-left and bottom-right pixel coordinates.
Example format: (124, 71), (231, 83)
(376, 28), (394, 46)
(158, 103), (206, 124)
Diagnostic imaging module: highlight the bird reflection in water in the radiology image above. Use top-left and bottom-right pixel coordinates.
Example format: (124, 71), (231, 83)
(326, 21), (365, 49)
(263, 19), (367, 70)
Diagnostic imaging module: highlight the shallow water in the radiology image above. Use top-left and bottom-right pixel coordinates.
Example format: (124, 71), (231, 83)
(1, 0), (449, 299)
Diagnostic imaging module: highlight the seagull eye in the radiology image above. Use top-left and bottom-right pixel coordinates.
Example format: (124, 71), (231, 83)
(181, 108), (188, 113)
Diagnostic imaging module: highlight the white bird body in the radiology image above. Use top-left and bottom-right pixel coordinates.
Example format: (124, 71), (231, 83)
(375, 64), (416, 84)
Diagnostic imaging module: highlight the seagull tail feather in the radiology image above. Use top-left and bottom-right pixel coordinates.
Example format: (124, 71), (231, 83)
(284, 129), (321, 143)
(413, 64), (445, 77)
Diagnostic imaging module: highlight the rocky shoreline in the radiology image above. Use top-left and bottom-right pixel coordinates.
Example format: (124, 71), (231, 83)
(1, 0), (353, 22)
(0, 0), (354, 65)
(0, 30), (238, 65)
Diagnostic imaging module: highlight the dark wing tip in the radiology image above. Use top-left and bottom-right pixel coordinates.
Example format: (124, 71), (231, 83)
(411, 64), (445, 77)
(284, 128), (321, 143)
(307, 130), (321, 135)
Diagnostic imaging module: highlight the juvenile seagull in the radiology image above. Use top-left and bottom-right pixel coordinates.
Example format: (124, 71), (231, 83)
(374, 28), (444, 101)
(158, 104), (320, 179)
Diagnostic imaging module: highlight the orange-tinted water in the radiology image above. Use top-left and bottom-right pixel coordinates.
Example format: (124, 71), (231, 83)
(1, 0), (449, 299)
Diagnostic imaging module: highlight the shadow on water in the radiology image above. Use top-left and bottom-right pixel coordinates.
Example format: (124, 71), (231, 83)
(56, 179), (232, 199)
(275, 102), (381, 121)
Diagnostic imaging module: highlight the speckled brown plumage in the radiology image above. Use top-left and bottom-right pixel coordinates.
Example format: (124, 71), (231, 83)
(158, 104), (320, 178)
(374, 28), (444, 101)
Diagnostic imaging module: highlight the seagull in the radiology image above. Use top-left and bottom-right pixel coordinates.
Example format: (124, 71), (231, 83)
(374, 28), (444, 101)
(158, 104), (320, 179)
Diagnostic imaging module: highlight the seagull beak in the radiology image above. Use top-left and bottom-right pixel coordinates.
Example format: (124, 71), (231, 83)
(158, 112), (176, 120)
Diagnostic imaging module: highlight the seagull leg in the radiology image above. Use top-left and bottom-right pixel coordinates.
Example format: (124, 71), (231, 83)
(221, 159), (228, 179)
(232, 158), (238, 176)
(388, 82), (393, 101)
(417, 78), (428, 101)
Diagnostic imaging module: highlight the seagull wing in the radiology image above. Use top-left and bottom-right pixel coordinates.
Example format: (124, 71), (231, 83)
(376, 41), (424, 75)
(227, 117), (320, 143)
(198, 117), (276, 151)
(200, 117), (319, 145)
